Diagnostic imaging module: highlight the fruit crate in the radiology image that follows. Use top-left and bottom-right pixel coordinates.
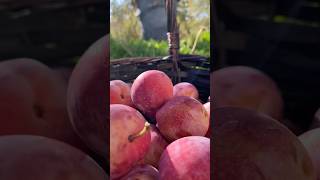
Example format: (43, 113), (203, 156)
(214, 0), (320, 132)
(0, 0), (107, 67)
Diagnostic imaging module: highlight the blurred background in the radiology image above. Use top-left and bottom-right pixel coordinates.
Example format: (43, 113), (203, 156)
(0, 0), (107, 67)
(110, 0), (210, 60)
(213, 0), (320, 133)
(0, 0), (108, 175)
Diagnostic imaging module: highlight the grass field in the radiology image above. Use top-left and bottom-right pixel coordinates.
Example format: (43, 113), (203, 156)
(110, 30), (210, 60)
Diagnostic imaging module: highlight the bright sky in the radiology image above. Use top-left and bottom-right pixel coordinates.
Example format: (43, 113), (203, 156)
(110, 0), (124, 15)
(111, 0), (125, 8)
(110, 0), (209, 19)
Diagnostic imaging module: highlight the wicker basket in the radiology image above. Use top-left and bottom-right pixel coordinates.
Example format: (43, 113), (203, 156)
(110, 54), (210, 103)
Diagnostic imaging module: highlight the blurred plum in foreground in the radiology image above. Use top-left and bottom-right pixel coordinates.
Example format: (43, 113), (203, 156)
(213, 107), (316, 180)
(212, 66), (283, 121)
(67, 35), (108, 158)
(0, 135), (107, 179)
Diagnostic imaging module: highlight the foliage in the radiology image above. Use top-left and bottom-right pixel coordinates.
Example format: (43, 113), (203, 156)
(110, 0), (142, 40)
(176, 0), (210, 39)
(110, 30), (210, 60)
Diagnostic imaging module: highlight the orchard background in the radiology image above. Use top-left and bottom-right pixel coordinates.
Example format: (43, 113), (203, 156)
(110, 0), (210, 60)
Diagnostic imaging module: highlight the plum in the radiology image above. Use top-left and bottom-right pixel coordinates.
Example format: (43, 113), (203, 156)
(0, 135), (107, 179)
(173, 82), (199, 99)
(156, 96), (209, 142)
(119, 164), (158, 180)
(110, 104), (151, 179)
(213, 107), (316, 180)
(131, 70), (173, 120)
(158, 136), (210, 180)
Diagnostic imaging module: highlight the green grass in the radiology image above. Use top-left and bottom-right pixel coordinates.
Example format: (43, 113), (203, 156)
(273, 15), (320, 27)
(110, 38), (168, 60)
(110, 31), (210, 60)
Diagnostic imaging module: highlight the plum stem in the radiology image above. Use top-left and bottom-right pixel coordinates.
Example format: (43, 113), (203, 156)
(128, 122), (150, 142)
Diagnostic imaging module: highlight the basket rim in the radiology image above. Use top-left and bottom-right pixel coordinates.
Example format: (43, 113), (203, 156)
(110, 56), (162, 66)
(110, 54), (210, 65)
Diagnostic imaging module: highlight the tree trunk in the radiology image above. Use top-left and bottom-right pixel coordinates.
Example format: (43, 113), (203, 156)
(136, 0), (176, 40)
